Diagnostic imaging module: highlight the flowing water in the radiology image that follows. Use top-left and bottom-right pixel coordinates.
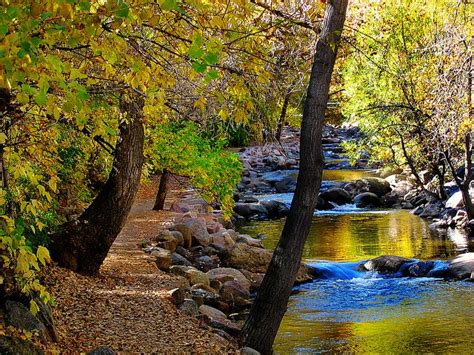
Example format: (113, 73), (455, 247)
(239, 170), (474, 353)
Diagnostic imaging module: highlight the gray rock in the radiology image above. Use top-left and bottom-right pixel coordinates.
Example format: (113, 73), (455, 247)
(5, 300), (48, 340)
(233, 203), (268, 219)
(179, 299), (199, 317)
(241, 347), (261, 355)
(449, 253), (474, 279)
(353, 192), (381, 208)
(320, 188), (352, 205)
(88, 347), (115, 355)
(275, 176), (297, 193)
(360, 255), (413, 273)
(171, 252), (193, 266)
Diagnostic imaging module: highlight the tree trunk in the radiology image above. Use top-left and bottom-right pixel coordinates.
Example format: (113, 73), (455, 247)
(153, 169), (169, 211)
(460, 131), (473, 220)
(240, 1), (348, 353)
(275, 91), (291, 142)
(50, 94), (145, 275)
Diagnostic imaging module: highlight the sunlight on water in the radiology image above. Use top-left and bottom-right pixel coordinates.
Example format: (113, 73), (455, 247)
(239, 210), (474, 353)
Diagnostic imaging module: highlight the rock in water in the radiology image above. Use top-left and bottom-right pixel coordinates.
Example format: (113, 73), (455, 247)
(320, 188), (352, 205)
(353, 192), (381, 208)
(449, 253), (474, 279)
(360, 255), (413, 273)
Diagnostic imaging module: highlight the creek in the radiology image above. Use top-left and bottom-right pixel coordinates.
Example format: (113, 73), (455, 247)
(239, 169), (474, 353)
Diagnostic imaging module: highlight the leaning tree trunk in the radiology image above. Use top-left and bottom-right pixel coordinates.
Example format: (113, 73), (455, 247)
(241, 1), (348, 353)
(153, 169), (169, 211)
(50, 94), (145, 275)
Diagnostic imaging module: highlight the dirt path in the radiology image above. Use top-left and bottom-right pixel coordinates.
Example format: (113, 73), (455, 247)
(48, 179), (236, 353)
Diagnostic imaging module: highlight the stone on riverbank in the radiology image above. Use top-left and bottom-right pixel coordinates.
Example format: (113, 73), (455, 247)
(320, 188), (352, 205)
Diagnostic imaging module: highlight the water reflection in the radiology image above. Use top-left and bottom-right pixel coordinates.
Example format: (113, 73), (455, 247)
(239, 210), (468, 262)
(238, 210), (474, 353)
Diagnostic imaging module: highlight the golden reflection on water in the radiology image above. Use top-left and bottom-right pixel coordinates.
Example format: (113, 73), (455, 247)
(239, 210), (474, 353)
(240, 210), (461, 262)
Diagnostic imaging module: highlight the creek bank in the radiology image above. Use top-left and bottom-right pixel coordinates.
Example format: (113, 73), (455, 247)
(142, 208), (313, 340)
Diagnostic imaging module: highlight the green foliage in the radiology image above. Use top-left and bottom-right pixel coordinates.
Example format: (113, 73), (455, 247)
(149, 123), (242, 217)
(0, 217), (53, 315)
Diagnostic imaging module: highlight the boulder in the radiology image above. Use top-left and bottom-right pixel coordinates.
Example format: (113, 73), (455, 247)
(5, 300), (48, 340)
(353, 192), (381, 208)
(199, 305), (228, 323)
(360, 177), (391, 197)
(170, 231), (184, 246)
(170, 265), (195, 277)
(219, 280), (251, 307)
(179, 299), (199, 317)
(404, 261), (435, 277)
(226, 243), (273, 273)
(150, 248), (172, 271)
(449, 253), (474, 279)
(360, 255), (413, 273)
(233, 203), (268, 220)
(320, 188), (352, 205)
(210, 232), (236, 255)
(275, 176), (297, 193)
(174, 219), (211, 247)
(446, 191), (464, 208)
(170, 201), (191, 213)
(419, 201), (444, 218)
(260, 200), (289, 218)
(167, 288), (187, 305)
(235, 234), (264, 248)
(315, 196), (334, 210)
(207, 268), (251, 292)
(206, 221), (223, 234)
(171, 253), (193, 266)
(185, 268), (210, 287)
(240, 270), (265, 291)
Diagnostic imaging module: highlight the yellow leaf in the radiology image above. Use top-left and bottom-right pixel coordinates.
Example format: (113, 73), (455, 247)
(0, 132), (6, 144)
(37, 246), (51, 266)
(30, 300), (40, 316)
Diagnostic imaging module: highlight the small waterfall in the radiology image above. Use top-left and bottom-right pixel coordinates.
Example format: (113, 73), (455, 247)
(308, 262), (364, 280)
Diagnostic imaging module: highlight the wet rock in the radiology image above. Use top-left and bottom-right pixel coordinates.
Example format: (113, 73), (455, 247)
(315, 196), (334, 210)
(5, 300), (48, 341)
(275, 176), (297, 193)
(233, 203), (268, 220)
(260, 200), (289, 218)
(320, 187), (352, 205)
(353, 192), (381, 208)
(360, 255), (413, 273)
(449, 253), (474, 279)
(207, 268), (251, 291)
(429, 220), (449, 229)
(150, 248), (172, 271)
(411, 206), (424, 215)
(404, 261), (435, 277)
(241, 195), (259, 203)
(179, 299), (199, 317)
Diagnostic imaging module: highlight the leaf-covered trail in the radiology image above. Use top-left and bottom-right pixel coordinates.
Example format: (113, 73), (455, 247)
(47, 178), (236, 353)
